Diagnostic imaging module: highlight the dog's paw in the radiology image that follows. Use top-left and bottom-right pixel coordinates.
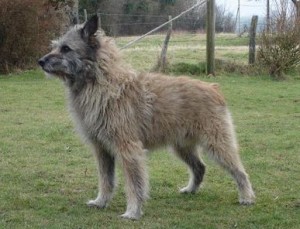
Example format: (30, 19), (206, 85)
(239, 197), (255, 205)
(239, 190), (256, 205)
(86, 199), (107, 209)
(179, 186), (196, 194)
(119, 211), (142, 220)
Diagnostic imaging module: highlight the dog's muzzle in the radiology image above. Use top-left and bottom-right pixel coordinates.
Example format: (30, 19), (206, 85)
(38, 58), (46, 68)
(38, 54), (59, 74)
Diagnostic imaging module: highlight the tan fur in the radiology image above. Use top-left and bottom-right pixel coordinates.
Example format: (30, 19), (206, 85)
(71, 36), (254, 219)
(39, 17), (255, 220)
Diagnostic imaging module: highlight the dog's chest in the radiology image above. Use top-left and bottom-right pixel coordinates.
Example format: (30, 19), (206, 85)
(68, 90), (114, 141)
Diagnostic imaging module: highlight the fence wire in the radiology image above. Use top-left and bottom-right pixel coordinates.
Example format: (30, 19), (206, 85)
(77, 2), (265, 71)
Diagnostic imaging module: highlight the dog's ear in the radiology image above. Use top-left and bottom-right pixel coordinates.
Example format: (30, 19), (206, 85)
(81, 15), (98, 40)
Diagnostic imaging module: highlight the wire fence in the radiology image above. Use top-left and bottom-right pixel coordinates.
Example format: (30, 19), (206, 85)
(83, 12), (266, 43)
(77, 2), (268, 71)
(79, 12), (267, 39)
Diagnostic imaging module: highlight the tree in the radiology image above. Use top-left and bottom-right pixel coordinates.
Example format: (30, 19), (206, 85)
(251, 0), (299, 24)
(291, 0), (300, 19)
(0, 0), (63, 73)
(77, 0), (235, 35)
(258, 0), (300, 79)
(215, 4), (235, 32)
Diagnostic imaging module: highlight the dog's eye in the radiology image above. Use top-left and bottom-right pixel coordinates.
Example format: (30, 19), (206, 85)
(61, 45), (72, 53)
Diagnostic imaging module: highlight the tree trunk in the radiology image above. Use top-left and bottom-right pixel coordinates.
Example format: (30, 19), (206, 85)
(206, 0), (215, 76)
(291, 0), (300, 21)
(293, 0), (300, 31)
(295, 2), (300, 30)
(266, 0), (270, 33)
(61, 0), (79, 28)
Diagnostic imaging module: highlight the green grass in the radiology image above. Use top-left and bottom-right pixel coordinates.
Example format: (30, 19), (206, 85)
(1, 34), (300, 228)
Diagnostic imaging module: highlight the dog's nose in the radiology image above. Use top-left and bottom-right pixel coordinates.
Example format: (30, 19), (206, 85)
(38, 58), (45, 67)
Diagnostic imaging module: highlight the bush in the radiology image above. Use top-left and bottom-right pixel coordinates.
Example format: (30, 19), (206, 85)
(0, 0), (60, 74)
(257, 2), (300, 80)
(169, 62), (206, 76)
(167, 60), (258, 76)
(258, 29), (300, 80)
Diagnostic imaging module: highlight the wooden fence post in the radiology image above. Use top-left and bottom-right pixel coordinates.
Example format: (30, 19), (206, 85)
(0, 26), (4, 47)
(97, 12), (102, 29)
(84, 9), (87, 22)
(266, 0), (270, 33)
(249, 15), (258, 65)
(206, 0), (216, 76)
(155, 15), (173, 72)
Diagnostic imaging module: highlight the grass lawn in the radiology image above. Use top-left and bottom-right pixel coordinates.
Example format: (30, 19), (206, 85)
(0, 34), (299, 228)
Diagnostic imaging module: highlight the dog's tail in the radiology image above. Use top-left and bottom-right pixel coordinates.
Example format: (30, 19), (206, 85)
(208, 83), (226, 106)
(210, 83), (220, 91)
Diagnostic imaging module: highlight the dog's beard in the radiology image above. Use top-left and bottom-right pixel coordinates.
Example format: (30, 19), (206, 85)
(44, 71), (55, 79)
(42, 68), (68, 81)
(42, 59), (73, 81)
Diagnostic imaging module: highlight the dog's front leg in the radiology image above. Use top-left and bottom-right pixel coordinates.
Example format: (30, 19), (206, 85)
(87, 143), (115, 208)
(117, 142), (148, 220)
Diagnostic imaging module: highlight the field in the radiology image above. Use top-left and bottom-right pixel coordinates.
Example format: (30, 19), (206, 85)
(0, 34), (299, 228)
(118, 33), (250, 71)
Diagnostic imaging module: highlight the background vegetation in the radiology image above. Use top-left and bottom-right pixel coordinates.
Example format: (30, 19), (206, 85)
(0, 0), (235, 74)
(0, 0), (47, 73)
(1, 0), (300, 77)
(0, 0), (67, 74)
(79, 0), (235, 35)
(257, 0), (300, 79)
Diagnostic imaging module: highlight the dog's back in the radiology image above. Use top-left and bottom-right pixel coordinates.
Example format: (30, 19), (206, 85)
(134, 73), (226, 148)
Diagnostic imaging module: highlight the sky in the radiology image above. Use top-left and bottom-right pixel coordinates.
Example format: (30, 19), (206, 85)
(217, 0), (267, 17)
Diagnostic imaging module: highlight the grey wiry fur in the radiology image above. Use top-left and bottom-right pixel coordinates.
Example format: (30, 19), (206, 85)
(39, 16), (255, 220)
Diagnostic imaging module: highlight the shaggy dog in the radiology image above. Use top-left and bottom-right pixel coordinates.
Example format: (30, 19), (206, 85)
(38, 15), (255, 220)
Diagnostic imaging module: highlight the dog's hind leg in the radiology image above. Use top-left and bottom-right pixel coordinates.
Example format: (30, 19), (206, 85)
(172, 143), (206, 194)
(117, 141), (148, 220)
(87, 143), (115, 208)
(204, 141), (255, 205)
(202, 110), (255, 205)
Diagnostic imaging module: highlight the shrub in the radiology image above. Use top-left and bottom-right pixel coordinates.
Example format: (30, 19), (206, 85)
(0, 0), (60, 74)
(257, 1), (300, 80)
(169, 62), (206, 76)
(257, 29), (300, 80)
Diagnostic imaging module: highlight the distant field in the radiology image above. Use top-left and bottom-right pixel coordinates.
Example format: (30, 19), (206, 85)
(0, 33), (299, 228)
(117, 33), (250, 71)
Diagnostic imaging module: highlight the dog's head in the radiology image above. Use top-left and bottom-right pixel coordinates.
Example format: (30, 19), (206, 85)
(38, 15), (100, 80)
